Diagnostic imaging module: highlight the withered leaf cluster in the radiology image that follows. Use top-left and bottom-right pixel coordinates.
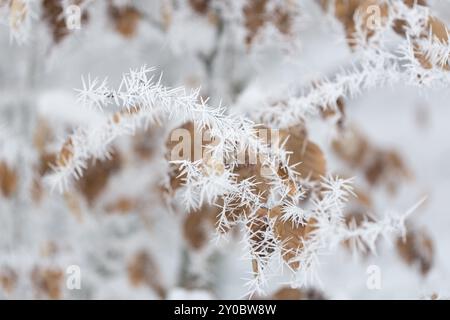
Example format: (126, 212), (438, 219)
(332, 126), (410, 193)
(320, 0), (449, 70)
(397, 227), (434, 275)
(42, 0), (89, 44)
(108, 3), (141, 38)
(167, 122), (326, 271)
(243, 0), (297, 46)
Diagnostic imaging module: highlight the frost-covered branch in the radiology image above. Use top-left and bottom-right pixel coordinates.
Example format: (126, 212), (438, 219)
(48, 66), (294, 194)
(252, 0), (450, 127)
(46, 62), (427, 296)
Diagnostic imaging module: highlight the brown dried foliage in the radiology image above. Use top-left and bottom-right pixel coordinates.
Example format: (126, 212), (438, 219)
(279, 126), (327, 181)
(42, 0), (89, 44)
(109, 4), (141, 38)
(105, 197), (136, 214)
(183, 205), (219, 249)
(332, 126), (410, 192)
(40, 241), (58, 258)
(166, 122), (219, 192)
(0, 266), (18, 294)
(396, 228), (434, 275)
(0, 161), (18, 198)
(31, 266), (63, 299)
(56, 138), (73, 167)
(244, 0), (268, 45)
(32, 153), (57, 203)
(250, 207), (317, 272)
(166, 123), (324, 271)
(127, 251), (166, 298)
(364, 150), (410, 189)
(271, 286), (325, 300)
(134, 130), (156, 160)
(270, 206), (317, 270)
(33, 119), (53, 154)
(320, 97), (346, 127)
(321, 0), (449, 69)
(39, 153), (57, 176)
(76, 152), (122, 205)
(320, 0), (388, 48)
(243, 0), (295, 46)
(234, 160), (272, 201)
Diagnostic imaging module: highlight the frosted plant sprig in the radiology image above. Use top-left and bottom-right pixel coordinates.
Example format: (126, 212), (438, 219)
(49, 62), (422, 296)
(46, 105), (161, 192)
(253, 0), (450, 127)
(241, 214), (282, 298)
(241, 177), (352, 295)
(76, 75), (111, 110)
(255, 51), (401, 127)
(285, 181), (426, 289)
(173, 159), (240, 211)
(237, 174), (424, 294)
(48, 66), (295, 194)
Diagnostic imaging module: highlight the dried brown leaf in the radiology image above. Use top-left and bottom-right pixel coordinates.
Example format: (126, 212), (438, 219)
(397, 228), (434, 275)
(280, 127), (327, 181)
(76, 152), (122, 205)
(183, 205), (218, 249)
(31, 267), (63, 300)
(0, 266), (18, 294)
(270, 206), (317, 270)
(127, 251), (166, 298)
(0, 161), (18, 198)
(109, 5), (141, 38)
(272, 286), (326, 300)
